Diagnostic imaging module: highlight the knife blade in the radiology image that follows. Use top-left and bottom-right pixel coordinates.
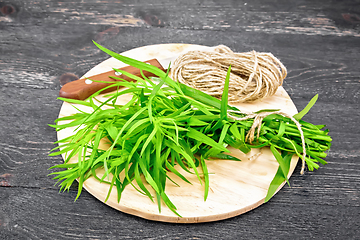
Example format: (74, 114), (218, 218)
(59, 58), (172, 100)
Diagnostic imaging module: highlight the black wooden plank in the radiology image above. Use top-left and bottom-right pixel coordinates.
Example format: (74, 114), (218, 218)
(0, 187), (359, 239)
(0, 0), (359, 238)
(2, 0), (360, 36)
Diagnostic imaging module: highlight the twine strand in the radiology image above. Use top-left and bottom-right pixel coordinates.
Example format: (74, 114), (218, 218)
(228, 110), (307, 175)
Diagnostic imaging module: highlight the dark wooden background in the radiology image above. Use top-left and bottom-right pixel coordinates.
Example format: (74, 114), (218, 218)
(1, 0), (359, 239)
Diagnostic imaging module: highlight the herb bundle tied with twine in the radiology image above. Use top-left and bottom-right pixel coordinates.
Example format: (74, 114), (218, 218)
(170, 45), (312, 174)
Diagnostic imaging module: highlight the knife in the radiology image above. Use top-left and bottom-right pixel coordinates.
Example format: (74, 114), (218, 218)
(59, 45), (216, 100)
(59, 58), (167, 100)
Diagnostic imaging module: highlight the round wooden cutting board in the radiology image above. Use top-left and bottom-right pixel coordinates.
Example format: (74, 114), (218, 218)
(57, 44), (299, 223)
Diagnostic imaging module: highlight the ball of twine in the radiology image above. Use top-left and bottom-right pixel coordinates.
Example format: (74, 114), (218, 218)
(170, 45), (287, 103)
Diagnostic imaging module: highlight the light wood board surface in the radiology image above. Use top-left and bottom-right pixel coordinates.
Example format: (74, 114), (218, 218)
(57, 44), (299, 223)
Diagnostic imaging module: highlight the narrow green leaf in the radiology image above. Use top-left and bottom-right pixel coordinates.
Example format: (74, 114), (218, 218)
(165, 160), (191, 184)
(200, 156), (209, 201)
(134, 162), (154, 201)
(140, 124), (158, 157)
(293, 94), (318, 120)
(220, 66), (231, 120)
(270, 145), (290, 186)
(277, 121), (286, 138)
(219, 123), (230, 144)
(105, 123), (118, 141)
(138, 160), (160, 194)
(264, 166), (285, 202)
(57, 97), (92, 107)
(186, 128), (230, 153)
(213, 153), (241, 161)
(104, 171), (117, 202)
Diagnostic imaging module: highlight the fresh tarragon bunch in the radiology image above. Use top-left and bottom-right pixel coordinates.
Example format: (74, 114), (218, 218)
(49, 42), (332, 217)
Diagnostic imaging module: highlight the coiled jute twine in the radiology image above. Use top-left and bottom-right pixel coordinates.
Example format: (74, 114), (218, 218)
(170, 45), (307, 174)
(170, 45), (287, 103)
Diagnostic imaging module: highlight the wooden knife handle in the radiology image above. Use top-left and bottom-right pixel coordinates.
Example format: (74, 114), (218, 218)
(59, 59), (165, 100)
